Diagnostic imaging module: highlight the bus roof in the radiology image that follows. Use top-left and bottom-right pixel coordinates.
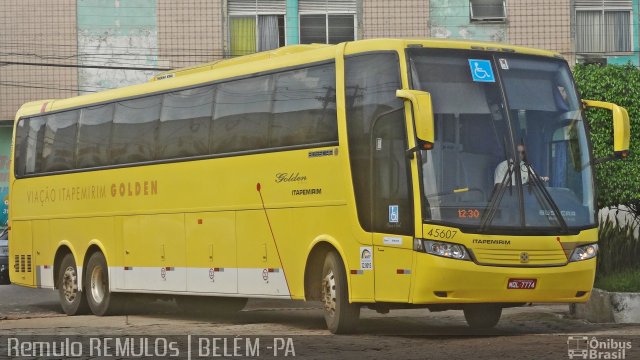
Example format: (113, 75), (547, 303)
(16, 38), (562, 119)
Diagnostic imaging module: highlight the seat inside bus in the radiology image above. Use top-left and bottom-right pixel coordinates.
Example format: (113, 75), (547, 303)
(424, 82), (504, 205)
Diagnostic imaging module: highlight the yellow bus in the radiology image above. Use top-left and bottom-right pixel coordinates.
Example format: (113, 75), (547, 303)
(9, 39), (630, 333)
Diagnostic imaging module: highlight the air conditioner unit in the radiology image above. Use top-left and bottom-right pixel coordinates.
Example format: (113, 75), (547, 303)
(470, 0), (507, 22)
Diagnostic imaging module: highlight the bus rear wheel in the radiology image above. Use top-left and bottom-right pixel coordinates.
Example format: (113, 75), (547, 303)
(463, 304), (502, 329)
(57, 253), (89, 315)
(321, 251), (360, 334)
(85, 252), (121, 316)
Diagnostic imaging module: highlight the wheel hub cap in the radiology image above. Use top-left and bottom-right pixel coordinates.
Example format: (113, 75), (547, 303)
(322, 270), (337, 317)
(62, 266), (78, 303)
(90, 266), (106, 304)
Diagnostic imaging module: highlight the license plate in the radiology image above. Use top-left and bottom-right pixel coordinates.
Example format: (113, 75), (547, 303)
(507, 278), (537, 289)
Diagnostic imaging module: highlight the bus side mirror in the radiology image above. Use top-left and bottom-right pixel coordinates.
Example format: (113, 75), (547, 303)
(583, 100), (631, 159)
(396, 89), (435, 150)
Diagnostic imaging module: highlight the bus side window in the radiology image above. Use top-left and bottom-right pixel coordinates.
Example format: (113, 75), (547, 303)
(158, 86), (215, 159)
(271, 64), (337, 147)
(14, 119), (29, 177)
(77, 104), (115, 168)
(211, 75), (272, 154)
(111, 96), (162, 164)
(42, 110), (79, 172)
(21, 117), (46, 175)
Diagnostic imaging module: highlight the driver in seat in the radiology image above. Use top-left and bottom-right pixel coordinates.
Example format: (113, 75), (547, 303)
(494, 144), (549, 189)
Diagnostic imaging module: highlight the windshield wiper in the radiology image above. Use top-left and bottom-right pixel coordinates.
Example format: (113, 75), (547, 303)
(479, 160), (514, 232)
(522, 161), (569, 234)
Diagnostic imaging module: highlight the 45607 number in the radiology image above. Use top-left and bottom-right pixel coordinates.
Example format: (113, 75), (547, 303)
(426, 228), (457, 240)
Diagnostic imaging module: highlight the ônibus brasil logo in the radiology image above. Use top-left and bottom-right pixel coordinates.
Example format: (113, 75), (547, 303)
(567, 336), (632, 359)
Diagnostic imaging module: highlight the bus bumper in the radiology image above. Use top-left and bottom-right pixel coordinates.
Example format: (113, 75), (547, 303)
(410, 252), (596, 304)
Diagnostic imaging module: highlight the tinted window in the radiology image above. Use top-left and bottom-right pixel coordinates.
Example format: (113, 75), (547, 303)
(22, 117), (46, 175)
(111, 96), (161, 164)
(211, 75), (272, 153)
(328, 15), (354, 44)
(42, 110), (79, 172)
(159, 86), (214, 159)
(271, 64), (337, 147)
(14, 119), (29, 176)
(300, 15), (327, 44)
(345, 53), (412, 234)
(77, 104), (114, 168)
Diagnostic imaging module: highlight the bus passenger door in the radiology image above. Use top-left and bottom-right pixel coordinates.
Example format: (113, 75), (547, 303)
(371, 108), (415, 302)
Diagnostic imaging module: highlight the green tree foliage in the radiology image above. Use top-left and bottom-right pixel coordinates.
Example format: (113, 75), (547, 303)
(573, 64), (640, 208)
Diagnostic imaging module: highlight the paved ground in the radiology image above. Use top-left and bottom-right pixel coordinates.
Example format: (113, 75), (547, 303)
(1, 284), (639, 359)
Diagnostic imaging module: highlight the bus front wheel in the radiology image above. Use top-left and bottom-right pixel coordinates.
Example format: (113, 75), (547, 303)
(57, 253), (89, 315)
(321, 251), (360, 334)
(463, 304), (502, 329)
(85, 252), (121, 316)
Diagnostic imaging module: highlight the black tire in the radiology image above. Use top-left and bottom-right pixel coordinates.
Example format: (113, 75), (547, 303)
(176, 295), (247, 316)
(57, 253), (89, 315)
(322, 251), (360, 334)
(463, 304), (502, 329)
(85, 252), (122, 316)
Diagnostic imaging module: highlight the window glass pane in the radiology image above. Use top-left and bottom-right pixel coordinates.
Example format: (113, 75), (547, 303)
(14, 119), (29, 176)
(212, 75), (272, 153)
(576, 11), (603, 52)
(111, 96), (161, 164)
(258, 15), (280, 51)
(230, 16), (257, 56)
(345, 53), (411, 233)
(278, 15), (286, 47)
(300, 15), (327, 44)
(77, 104), (114, 168)
(470, 0), (506, 19)
(328, 15), (354, 44)
(272, 63), (338, 147)
(159, 86), (214, 159)
(23, 117), (46, 175)
(42, 111), (79, 172)
(605, 11), (631, 52)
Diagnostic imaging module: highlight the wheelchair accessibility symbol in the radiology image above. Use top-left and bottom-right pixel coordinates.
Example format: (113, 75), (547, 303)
(468, 59), (495, 83)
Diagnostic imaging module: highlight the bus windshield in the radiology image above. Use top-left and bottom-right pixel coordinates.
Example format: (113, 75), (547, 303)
(409, 49), (595, 232)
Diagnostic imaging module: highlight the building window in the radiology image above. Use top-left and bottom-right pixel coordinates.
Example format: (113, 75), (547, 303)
(228, 0), (286, 56)
(469, 0), (506, 21)
(299, 0), (356, 44)
(300, 14), (355, 44)
(576, 9), (632, 53)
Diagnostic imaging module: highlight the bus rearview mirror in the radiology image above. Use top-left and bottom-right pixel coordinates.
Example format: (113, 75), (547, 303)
(583, 100), (631, 159)
(396, 89), (435, 150)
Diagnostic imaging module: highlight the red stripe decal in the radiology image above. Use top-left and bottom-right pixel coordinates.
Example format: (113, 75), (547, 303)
(40, 102), (49, 113)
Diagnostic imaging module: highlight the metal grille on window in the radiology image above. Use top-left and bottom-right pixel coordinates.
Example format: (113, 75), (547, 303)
(575, 0), (632, 53)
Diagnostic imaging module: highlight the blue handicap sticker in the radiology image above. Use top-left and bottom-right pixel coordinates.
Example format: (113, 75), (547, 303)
(389, 205), (399, 223)
(468, 59), (495, 83)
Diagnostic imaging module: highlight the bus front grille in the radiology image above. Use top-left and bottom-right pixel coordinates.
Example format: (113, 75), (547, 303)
(471, 248), (567, 266)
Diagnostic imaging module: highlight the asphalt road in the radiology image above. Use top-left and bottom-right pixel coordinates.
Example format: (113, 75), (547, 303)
(1, 284), (639, 359)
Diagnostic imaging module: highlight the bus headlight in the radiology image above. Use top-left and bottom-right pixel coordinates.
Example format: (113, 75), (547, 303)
(414, 239), (471, 260)
(569, 243), (598, 262)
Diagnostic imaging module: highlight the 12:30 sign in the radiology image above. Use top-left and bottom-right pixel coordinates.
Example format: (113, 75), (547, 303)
(458, 208), (481, 219)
